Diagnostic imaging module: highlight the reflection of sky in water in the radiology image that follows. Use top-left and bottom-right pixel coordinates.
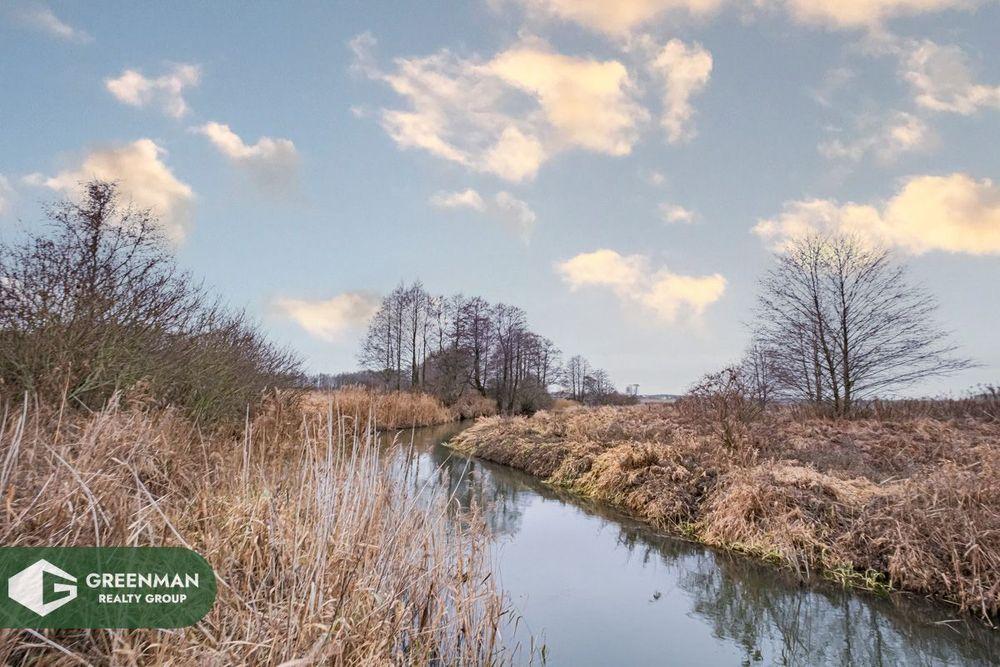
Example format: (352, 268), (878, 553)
(391, 425), (1000, 666)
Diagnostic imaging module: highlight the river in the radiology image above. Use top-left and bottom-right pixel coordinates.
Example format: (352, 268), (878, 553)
(392, 422), (999, 666)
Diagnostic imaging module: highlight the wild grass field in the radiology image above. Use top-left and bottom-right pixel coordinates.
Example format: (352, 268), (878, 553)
(0, 395), (514, 664)
(451, 401), (1000, 622)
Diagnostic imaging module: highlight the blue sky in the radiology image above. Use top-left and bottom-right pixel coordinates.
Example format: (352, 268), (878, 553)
(1, 0), (998, 394)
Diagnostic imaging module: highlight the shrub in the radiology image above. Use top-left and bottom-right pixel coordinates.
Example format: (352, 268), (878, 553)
(0, 181), (299, 424)
(679, 366), (763, 450)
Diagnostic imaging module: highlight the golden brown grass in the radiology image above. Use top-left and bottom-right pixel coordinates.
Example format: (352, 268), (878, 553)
(549, 398), (581, 411)
(0, 394), (515, 665)
(451, 392), (500, 420)
(451, 404), (1000, 621)
(302, 387), (498, 428)
(301, 386), (456, 429)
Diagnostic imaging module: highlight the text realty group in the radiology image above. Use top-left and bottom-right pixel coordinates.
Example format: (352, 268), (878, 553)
(88, 572), (200, 605)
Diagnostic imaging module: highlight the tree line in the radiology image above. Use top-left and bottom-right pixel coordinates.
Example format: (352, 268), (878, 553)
(355, 282), (632, 413)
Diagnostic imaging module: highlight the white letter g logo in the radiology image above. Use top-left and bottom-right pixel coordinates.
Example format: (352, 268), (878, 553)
(8, 559), (77, 617)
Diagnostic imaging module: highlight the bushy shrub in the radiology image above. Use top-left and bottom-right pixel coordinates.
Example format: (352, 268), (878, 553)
(679, 366), (763, 450)
(0, 181), (300, 423)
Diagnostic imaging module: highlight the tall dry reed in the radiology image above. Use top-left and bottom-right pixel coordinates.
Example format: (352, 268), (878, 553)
(0, 394), (514, 665)
(301, 387), (456, 429)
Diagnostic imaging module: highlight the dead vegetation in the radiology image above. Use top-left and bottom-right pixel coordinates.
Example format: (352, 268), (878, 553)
(0, 395), (514, 665)
(302, 386), (496, 429)
(450, 403), (1000, 622)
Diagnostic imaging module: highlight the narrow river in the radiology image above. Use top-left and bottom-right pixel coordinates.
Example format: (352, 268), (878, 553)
(394, 422), (999, 666)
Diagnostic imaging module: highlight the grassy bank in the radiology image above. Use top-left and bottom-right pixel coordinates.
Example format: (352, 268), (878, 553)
(303, 387), (497, 429)
(451, 404), (1000, 621)
(0, 395), (514, 664)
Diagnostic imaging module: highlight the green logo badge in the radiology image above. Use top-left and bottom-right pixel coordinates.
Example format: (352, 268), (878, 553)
(0, 547), (216, 628)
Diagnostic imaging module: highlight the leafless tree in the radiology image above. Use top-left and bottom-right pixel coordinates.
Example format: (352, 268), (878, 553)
(0, 180), (299, 421)
(754, 234), (972, 414)
(740, 340), (780, 408)
(358, 285), (583, 413)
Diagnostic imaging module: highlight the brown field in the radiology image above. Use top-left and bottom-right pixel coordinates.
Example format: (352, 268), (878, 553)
(451, 404), (1000, 621)
(0, 395), (512, 665)
(301, 387), (497, 429)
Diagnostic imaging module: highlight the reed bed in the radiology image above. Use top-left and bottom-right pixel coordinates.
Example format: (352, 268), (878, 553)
(451, 404), (1000, 622)
(302, 387), (497, 429)
(302, 387), (455, 429)
(0, 395), (514, 665)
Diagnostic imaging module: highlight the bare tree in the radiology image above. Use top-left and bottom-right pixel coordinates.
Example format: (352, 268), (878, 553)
(755, 234), (972, 414)
(0, 180), (300, 421)
(740, 340), (780, 408)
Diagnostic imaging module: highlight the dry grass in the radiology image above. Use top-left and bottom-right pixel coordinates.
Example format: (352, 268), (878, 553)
(451, 393), (499, 421)
(549, 398), (581, 411)
(301, 386), (456, 429)
(451, 404), (1000, 621)
(0, 394), (515, 665)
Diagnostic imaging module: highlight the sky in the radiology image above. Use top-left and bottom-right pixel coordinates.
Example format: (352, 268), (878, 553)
(1, 0), (998, 395)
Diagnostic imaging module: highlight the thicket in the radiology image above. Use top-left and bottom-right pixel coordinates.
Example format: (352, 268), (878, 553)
(0, 181), (300, 423)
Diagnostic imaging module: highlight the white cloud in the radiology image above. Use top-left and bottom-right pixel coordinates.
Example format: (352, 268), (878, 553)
(430, 188), (537, 240)
(105, 64), (201, 118)
(649, 39), (713, 144)
(194, 122), (299, 192)
(482, 127), (547, 182)
(556, 249), (725, 322)
(429, 188), (486, 211)
(660, 202), (696, 223)
(15, 4), (91, 42)
(488, 47), (646, 155)
(819, 111), (933, 164)
(350, 34), (646, 181)
(510, 0), (981, 34)
(36, 139), (194, 243)
(773, 0), (980, 29)
(754, 173), (1000, 255)
(512, 0), (725, 37)
(557, 249), (647, 289)
(902, 40), (1000, 115)
(275, 292), (380, 342)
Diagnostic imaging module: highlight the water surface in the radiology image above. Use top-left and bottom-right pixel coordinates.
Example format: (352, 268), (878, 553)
(394, 423), (999, 666)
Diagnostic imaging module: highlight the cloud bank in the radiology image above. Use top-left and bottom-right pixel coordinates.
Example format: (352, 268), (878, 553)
(350, 34), (649, 182)
(754, 173), (1000, 255)
(556, 248), (726, 322)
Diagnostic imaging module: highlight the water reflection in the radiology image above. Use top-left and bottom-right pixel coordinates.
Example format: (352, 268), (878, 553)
(391, 424), (1000, 666)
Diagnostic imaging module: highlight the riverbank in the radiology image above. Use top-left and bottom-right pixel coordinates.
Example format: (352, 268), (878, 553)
(450, 404), (1000, 622)
(0, 397), (512, 664)
(302, 387), (497, 429)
